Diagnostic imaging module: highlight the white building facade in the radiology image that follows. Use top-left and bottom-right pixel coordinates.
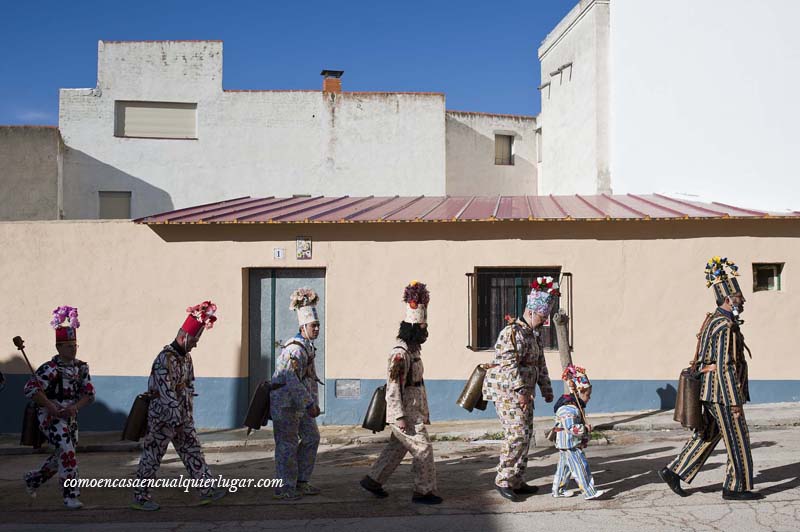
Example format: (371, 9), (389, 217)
(537, 0), (611, 196)
(12, 3), (797, 219)
(537, 0), (800, 212)
(55, 40), (538, 220)
(446, 111), (538, 196)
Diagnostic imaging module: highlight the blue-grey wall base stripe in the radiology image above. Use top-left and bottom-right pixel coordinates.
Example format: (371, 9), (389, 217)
(1, 376), (798, 432)
(0, 375), (249, 433)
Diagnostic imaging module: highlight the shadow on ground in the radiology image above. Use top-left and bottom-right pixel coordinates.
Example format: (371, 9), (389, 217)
(1, 434), (797, 526)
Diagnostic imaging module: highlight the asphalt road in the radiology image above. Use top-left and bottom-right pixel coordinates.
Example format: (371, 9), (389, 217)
(1, 427), (798, 531)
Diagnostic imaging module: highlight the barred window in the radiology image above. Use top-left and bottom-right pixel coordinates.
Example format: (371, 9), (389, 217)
(466, 268), (570, 350)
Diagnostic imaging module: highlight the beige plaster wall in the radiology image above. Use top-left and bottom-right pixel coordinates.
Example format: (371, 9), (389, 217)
(1, 220), (797, 383)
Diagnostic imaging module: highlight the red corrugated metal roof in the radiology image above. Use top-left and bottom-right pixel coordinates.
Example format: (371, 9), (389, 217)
(135, 194), (800, 224)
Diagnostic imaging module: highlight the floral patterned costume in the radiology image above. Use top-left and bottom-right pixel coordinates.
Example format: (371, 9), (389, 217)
(270, 333), (321, 494)
(23, 356), (95, 501)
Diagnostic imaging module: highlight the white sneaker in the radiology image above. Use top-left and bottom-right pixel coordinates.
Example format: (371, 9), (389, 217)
(64, 498), (84, 510)
(585, 489), (609, 500)
(552, 489), (577, 498)
(23, 474), (37, 498)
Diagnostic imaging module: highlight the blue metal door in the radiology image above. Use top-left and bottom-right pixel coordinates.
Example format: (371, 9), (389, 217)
(248, 268), (326, 412)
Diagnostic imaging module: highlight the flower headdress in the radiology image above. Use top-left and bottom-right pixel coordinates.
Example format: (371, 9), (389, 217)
(402, 280), (430, 309)
(51, 306), (80, 329)
(403, 280), (430, 324)
(289, 288), (319, 311)
(186, 301), (218, 329)
(704, 256), (739, 287)
(290, 288), (320, 326)
(527, 276), (560, 316)
(531, 276), (561, 297)
(562, 363), (591, 392)
(704, 256), (741, 302)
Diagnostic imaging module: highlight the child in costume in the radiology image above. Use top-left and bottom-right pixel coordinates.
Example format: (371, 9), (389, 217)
(551, 364), (607, 500)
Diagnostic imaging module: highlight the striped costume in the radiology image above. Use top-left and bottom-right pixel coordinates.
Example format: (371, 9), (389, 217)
(551, 401), (597, 498)
(667, 308), (753, 492)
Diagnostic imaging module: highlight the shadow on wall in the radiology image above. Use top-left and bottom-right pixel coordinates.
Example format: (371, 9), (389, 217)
(62, 147), (175, 219)
(0, 343), (250, 434)
(0, 351), (37, 434)
(657, 383), (678, 410)
(445, 117), (537, 196)
(0, 354), (128, 434)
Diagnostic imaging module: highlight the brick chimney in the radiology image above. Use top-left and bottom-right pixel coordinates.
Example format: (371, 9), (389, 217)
(321, 69), (344, 93)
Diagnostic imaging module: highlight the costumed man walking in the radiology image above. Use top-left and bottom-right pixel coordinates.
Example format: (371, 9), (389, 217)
(131, 301), (226, 511)
(360, 281), (442, 505)
(271, 288), (323, 500)
(483, 277), (556, 502)
(24, 306), (95, 509)
(659, 257), (762, 501)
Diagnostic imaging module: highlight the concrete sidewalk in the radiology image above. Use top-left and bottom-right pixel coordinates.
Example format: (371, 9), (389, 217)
(1, 401), (797, 455)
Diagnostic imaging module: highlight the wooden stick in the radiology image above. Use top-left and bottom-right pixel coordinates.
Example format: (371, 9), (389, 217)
(12, 336), (37, 376)
(554, 311), (573, 395)
(571, 390), (589, 426)
(571, 390), (593, 447)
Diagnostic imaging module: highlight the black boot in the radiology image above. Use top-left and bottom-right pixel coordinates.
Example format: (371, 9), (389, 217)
(722, 489), (764, 501)
(658, 467), (689, 497)
(412, 492), (443, 505)
(513, 483), (539, 495)
(359, 476), (389, 498)
(495, 486), (521, 502)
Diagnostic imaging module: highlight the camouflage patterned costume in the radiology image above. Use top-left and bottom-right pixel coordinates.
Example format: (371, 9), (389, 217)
(271, 333), (321, 495)
(134, 343), (214, 502)
(483, 319), (553, 488)
(23, 356), (95, 502)
(368, 339), (436, 494)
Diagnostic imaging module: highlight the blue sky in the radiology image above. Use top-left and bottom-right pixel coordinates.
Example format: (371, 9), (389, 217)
(0, 0), (576, 125)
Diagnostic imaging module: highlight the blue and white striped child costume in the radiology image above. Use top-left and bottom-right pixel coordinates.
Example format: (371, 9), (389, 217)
(551, 401), (598, 498)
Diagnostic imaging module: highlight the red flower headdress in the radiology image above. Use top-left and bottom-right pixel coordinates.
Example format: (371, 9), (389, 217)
(531, 276), (560, 297)
(185, 301), (218, 330)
